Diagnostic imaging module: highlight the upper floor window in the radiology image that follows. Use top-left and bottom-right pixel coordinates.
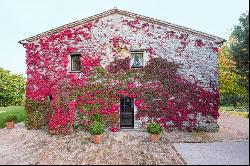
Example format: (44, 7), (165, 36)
(70, 54), (81, 72)
(131, 52), (144, 68)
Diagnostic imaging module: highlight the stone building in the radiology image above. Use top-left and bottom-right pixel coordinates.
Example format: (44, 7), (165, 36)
(19, 8), (225, 132)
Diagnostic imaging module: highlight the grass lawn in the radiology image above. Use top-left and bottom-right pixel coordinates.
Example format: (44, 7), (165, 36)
(0, 106), (27, 128)
(219, 106), (249, 118)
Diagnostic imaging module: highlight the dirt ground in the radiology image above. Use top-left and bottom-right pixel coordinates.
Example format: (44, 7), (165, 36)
(171, 112), (249, 165)
(0, 124), (185, 165)
(166, 112), (249, 143)
(0, 112), (248, 165)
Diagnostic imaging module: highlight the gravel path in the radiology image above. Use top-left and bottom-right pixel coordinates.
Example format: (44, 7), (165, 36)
(0, 112), (248, 165)
(173, 112), (249, 165)
(218, 112), (249, 136)
(0, 124), (184, 165)
(165, 111), (249, 143)
(173, 141), (249, 165)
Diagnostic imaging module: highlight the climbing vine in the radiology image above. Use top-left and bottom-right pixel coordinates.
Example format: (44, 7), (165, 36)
(24, 13), (220, 134)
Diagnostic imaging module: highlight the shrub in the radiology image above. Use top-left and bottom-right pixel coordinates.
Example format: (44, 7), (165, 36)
(88, 121), (105, 135)
(147, 123), (162, 134)
(220, 94), (249, 108)
(90, 114), (103, 123)
(0, 67), (25, 107)
(5, 115), (18, 123)
(0, 106), (26, 128)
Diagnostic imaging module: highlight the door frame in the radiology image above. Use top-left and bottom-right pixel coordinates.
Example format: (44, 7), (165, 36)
(120, 97), (134, 129)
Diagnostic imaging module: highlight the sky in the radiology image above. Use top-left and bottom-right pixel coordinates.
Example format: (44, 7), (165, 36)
(0, 0), (249, 76)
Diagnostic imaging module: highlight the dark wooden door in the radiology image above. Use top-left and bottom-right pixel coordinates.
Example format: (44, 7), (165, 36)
(120, 97), (134, 128)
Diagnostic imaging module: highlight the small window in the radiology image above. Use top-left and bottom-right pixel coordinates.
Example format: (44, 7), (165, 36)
(71, 54), (81, 71)
(131, 52), (144, 68)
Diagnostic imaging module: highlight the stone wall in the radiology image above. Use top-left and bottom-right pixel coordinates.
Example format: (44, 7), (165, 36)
(24, 12), (221, 131)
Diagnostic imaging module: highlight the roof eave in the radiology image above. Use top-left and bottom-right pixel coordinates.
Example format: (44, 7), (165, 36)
(18, 8), (226, 45)
(18, 40), (27, 45)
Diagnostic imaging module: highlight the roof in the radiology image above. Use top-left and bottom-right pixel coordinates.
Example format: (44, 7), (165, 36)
(18, 8), (225, 45)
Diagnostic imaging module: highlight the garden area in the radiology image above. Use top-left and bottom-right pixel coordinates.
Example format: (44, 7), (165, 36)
(219, 106), (249, 118)
(0, 106), (26, 128)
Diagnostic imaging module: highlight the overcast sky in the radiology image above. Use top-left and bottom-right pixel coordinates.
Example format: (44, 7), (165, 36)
(0, 0), (249, 75)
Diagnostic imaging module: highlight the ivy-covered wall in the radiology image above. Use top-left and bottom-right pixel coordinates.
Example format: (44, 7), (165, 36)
(24, 13), (220, 133)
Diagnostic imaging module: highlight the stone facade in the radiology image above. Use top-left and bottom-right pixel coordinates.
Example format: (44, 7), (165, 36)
(19, 8), (224, 131)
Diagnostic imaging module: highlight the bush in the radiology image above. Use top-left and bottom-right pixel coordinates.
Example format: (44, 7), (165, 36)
(220, 94), (249, 108)
(0, 106), (26, 128)
(5, 115), (18, 122)
(90, 114), (103, 123)
(88, 121), (105, 135)
(0, 67), (25, 107)
(147, 123), (162, 134)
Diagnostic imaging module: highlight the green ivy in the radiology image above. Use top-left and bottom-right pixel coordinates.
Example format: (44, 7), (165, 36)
(25, 99), (50, 129)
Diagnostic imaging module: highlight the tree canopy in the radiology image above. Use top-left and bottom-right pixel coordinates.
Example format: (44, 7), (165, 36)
(218, 42), (248, 107)
(0, 67), (25, 106)
(230, 11), (249, 93)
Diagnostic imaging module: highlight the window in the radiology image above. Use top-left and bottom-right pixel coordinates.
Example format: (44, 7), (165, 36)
(70, 54), (81, 71)
(131, 52), (144, 68)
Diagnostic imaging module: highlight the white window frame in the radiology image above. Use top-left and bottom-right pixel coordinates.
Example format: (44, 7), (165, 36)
(130, 51), (144, 68)
(70, 53), (81, 72)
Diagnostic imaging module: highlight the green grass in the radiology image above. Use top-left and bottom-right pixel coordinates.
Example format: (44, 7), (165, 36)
(0, 106), (27, 128)
(219, 106), (234, 111)
(219, 106), (249, 118)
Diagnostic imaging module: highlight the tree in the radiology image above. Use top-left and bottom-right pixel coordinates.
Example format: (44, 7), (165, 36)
(230, 11), (249, 93)
(0, 67), (25, 106)
(218, 43), (247, 107)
